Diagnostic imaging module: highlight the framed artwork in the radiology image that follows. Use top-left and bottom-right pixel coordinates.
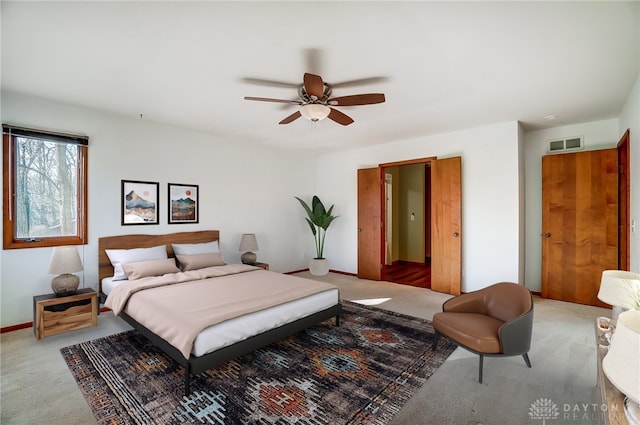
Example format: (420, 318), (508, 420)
(168, 183), (199, 224)
(121, 180), (159, 225)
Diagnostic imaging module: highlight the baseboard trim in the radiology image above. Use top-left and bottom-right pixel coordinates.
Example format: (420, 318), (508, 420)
(285, 268), (309, 275)
(1, 322), (32, 333)
(328, 269), (356, 277)
(285, 268), (356, 277)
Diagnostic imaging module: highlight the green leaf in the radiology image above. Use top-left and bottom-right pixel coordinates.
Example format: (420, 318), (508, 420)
(304, 218), (317, 236)
(295, 197), (313, 220)
(295, 195), (338, 258)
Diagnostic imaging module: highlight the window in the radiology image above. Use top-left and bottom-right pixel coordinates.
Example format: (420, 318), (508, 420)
(3, 125), (88, 249)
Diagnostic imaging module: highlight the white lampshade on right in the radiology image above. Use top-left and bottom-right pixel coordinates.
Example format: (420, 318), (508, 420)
(598, 270), (640, 320)
(602, 309), (640, 423)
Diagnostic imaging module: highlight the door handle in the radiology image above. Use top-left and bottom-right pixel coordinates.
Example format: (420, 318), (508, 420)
(453, 232), (459, 237)
(542, 233), (551, 238)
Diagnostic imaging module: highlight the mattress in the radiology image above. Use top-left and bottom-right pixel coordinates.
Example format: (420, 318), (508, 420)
(191, 288), (338, 356)
(102, 277), (118, 296)
(102, 276), (340, 357)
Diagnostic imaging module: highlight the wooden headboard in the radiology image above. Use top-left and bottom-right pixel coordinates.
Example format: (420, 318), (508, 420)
(98, 230), (220, 293)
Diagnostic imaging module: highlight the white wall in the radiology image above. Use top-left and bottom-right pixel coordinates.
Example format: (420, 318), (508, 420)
(398, 164), (425, 262)
(619, 74), (640, 273)
(314, 121), (523, 293)
(3, 79), (638, 327)
(1, 91), (316, 327)
(523, 118), (621, 293)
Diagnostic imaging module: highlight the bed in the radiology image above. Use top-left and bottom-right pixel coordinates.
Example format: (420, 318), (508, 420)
(98, 230), (341, 395)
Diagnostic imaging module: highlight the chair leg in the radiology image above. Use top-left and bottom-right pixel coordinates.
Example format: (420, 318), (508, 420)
(522, 353), (532, 368)
(432, 332), (441, 350)
(478, 354), (484, 383)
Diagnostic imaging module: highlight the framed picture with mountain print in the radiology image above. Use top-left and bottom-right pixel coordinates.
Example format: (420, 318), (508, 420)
(121, 180), (159, 225)
(168, 183), (199, 224)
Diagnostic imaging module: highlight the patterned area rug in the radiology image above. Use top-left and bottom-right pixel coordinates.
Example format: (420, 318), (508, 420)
(61, 301), (455, 425)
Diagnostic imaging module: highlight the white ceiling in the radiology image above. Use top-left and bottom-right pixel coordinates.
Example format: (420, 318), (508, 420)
(2, 1), (639, 152)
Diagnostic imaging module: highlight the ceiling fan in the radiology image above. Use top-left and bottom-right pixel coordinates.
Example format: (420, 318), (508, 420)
(244, 73), (385, 126)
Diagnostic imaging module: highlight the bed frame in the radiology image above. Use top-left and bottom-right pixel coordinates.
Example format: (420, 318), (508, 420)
(98, 230), (341, 395)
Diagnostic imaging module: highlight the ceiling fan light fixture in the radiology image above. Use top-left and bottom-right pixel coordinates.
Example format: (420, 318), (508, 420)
(300, 104), (330, 122)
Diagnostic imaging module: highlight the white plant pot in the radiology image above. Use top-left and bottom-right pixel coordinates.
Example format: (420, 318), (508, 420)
(309, 258), (329, 276)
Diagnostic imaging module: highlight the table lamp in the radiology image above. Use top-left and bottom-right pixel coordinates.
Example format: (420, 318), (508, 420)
(239, 233), (259, 265)
(48, 246), (83, 296)
(597, 270), (640, 321)
(602, 309), (640, 424)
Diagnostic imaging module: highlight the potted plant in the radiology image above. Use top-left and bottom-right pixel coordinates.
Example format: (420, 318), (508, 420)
(295, 195), (337, 276)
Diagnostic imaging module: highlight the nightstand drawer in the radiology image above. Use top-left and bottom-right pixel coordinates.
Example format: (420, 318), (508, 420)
(43, 305), (93, 335)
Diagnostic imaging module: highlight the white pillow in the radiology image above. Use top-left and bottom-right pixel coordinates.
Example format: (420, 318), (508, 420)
(105, 244), (168, 281)
(172, 241), (220, 255)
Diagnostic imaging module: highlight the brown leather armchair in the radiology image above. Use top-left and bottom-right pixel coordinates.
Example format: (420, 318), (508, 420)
(432, 282), (533, 383)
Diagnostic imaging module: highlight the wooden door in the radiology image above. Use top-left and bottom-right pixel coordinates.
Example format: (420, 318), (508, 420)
(357, 167), (383, 280)
(541, 149), (618, 306)
(617, 129), (630, 271)
(430, 157), (462, 295)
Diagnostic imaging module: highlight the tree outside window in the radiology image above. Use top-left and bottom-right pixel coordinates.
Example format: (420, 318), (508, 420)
(3, 125), (88, 249)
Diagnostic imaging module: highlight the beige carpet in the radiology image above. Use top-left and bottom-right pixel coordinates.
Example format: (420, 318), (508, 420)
(1, 272), (609, 425)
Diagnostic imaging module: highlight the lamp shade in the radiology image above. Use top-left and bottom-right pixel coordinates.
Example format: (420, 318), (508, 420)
(48, 246), (83, 274)
(300, 104), (330, 122)
(239, 234), (258, 252)
(598, 270), (640, 309)
(602, 309), (640, 404)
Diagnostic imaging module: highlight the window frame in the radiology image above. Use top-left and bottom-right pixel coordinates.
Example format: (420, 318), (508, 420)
(3, 125), (88, 249)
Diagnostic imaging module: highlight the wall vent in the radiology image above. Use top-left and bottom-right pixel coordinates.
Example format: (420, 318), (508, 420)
(548, 136), (584, 153)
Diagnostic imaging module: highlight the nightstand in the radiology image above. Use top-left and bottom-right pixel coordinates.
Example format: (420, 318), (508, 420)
(33, 288), (98, 340)
(254, 262), (269, 270)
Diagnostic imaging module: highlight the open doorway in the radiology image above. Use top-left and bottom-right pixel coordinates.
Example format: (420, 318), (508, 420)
(382, 163), (432, 288)
(358, 156), (460, 294)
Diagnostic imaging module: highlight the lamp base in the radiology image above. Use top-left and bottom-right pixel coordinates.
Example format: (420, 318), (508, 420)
(51, 274), (79, 297)
(241, 251), (257, 265)
(625, 397), (639, 425)
(612, 305), (629, 322)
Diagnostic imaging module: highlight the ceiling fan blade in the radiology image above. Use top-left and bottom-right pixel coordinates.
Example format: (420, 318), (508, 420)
(244, 96), (302, 105)
(279, 111), (302, 125)
(327, 108), (354, 126)
(241, 77), (299, 88)
(304, 73), (325, 99)
(331, 77), (388, 88)
(328, 93), (386, 106)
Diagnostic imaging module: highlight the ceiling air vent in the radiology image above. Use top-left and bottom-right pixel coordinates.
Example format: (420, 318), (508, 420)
(548, 136), (584, 153)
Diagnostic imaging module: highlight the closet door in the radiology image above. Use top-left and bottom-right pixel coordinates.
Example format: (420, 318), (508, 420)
(541, 149), (618, 306)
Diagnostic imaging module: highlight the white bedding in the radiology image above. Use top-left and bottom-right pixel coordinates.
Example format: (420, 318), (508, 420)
(102, 277), (118, 296)
(102, 275), (340, 357)
(192, 288), (338, 356)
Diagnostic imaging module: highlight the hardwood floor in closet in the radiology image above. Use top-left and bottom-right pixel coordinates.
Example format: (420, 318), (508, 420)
(384, 261), (431, 289)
